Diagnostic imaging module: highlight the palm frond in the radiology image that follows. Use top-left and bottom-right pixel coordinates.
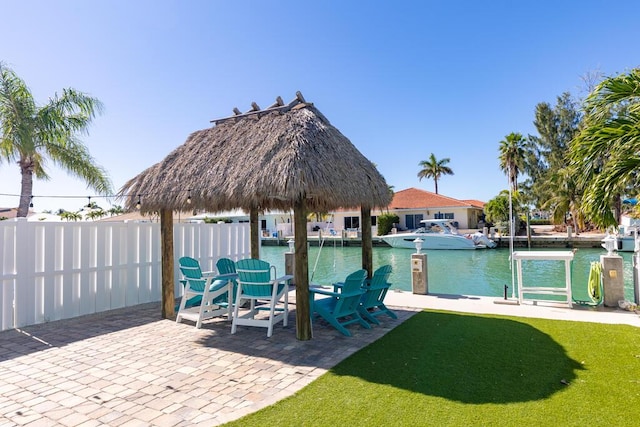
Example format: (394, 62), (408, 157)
(0, 63), (37, 162)
(46, 137), (112, 193)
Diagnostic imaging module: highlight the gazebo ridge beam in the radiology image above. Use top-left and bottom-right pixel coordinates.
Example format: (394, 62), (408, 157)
(211, 92), (306, 125)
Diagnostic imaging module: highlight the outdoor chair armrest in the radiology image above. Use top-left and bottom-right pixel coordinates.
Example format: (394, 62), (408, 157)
(311, 288), (364, 299)
(365, 283), (390, 291)
(338, 290), (366, 298)
(332, 281), (346, 292)
(213, 272), (238, 281)
(345, 288), (367, 297)
(332, 281), (370, 294)
(274, 274), (293, 284)
(309, 287), (340, 298)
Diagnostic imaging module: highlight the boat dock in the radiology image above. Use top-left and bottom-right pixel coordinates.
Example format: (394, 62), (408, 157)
(261, 226), (606, 249)
(261, 235), (390, 247)
(492, 234), (604, 249)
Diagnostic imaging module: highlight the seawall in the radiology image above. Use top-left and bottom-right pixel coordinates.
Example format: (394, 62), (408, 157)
(493, 235), (604, 249)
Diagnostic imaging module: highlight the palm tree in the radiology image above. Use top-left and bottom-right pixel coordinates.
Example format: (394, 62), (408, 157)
(0, 63), (112, 217)
(108, 205), (124, 216)
(542, 166), (584, 233)
(307, 211), (329, 222)
(385, 184), (395, 213)
(86, 208), (106, 221)
(484, 189), (522, 233)
(571, 68), (640, 228)
(60, 211), (82, 221)
(498, 132), (526, 191)
(417, 153), (454, 194)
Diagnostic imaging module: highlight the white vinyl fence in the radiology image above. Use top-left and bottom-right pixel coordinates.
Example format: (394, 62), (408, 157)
(0, 219), (250, 331)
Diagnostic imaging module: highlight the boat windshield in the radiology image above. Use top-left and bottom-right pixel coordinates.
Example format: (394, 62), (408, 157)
(419, 221), (455, 234)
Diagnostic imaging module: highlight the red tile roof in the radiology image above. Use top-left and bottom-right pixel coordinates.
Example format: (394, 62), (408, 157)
(0, 207), (34, 219)
(332, 188), (485, 212)
(389, 188), (479, 209)
(461, 199), (485, 208)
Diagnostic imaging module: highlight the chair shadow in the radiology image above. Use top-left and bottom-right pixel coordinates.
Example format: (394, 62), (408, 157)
(193, 302), (413, 371)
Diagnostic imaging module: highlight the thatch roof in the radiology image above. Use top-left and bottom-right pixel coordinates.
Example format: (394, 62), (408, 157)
(119, 93), (391, 213)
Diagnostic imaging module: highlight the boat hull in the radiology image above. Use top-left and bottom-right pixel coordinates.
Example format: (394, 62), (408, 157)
(381, 233), (480, 250)
(602, 236), (637, 252)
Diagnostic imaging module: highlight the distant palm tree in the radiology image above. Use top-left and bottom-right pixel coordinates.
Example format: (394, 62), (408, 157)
(108, 205), (124, 216)
(60, 211), (81, 221)
(385, 185), (395, 213)
(307, 211), (329, 222)
(0, 63), (112, 217)
(498, 132), (526, 191)
(86, 209), (106, 221)
(417, 153), (453, 194)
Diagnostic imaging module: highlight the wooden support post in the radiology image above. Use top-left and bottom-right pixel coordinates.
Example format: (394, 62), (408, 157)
(160, 209), (175, 319)
(361, 206), (373, 278)
(250, 207), (260, 259)
(294, 198), (312, 340)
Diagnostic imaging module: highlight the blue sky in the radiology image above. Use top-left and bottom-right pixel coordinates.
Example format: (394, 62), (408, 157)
(1, 1), (639, 213)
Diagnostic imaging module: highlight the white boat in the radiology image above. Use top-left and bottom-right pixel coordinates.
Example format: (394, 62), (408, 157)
(380, 219), (497, 250)
(601, 226), (639, 252)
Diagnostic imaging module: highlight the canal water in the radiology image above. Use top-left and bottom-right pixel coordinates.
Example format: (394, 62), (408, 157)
(260, 245), (638, 302)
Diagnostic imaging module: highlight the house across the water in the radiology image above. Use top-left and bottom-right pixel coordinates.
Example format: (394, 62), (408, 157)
(331, 187), (487, 235)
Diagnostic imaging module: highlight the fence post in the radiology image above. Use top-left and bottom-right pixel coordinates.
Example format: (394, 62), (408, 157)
(14, 218), (31, 328)
(0, 221), (16, 330)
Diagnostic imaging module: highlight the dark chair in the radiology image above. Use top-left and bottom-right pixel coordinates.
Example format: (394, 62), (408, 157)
(310, 269), (370, 336)
(358, 265), (397, 324)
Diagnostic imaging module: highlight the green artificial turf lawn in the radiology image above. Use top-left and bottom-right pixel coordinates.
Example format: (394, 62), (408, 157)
(223, 310), (640, 426)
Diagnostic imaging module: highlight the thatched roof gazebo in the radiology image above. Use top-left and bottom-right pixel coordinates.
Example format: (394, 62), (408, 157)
(119, 92), (391, 340)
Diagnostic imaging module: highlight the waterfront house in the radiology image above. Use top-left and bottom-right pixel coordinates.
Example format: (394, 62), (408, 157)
(331, 187), (486, 235)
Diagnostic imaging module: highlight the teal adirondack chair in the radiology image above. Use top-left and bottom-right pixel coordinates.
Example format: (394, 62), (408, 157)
(358, 265), (397, 324)
(310, 269), (370, 336)
(214, 257), (238, 305)
(232, 259), (290, 338)
(176, 257), (236, 328)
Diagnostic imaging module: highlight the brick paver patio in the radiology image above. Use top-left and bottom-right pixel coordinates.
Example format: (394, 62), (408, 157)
(0, 298), (416, 426)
